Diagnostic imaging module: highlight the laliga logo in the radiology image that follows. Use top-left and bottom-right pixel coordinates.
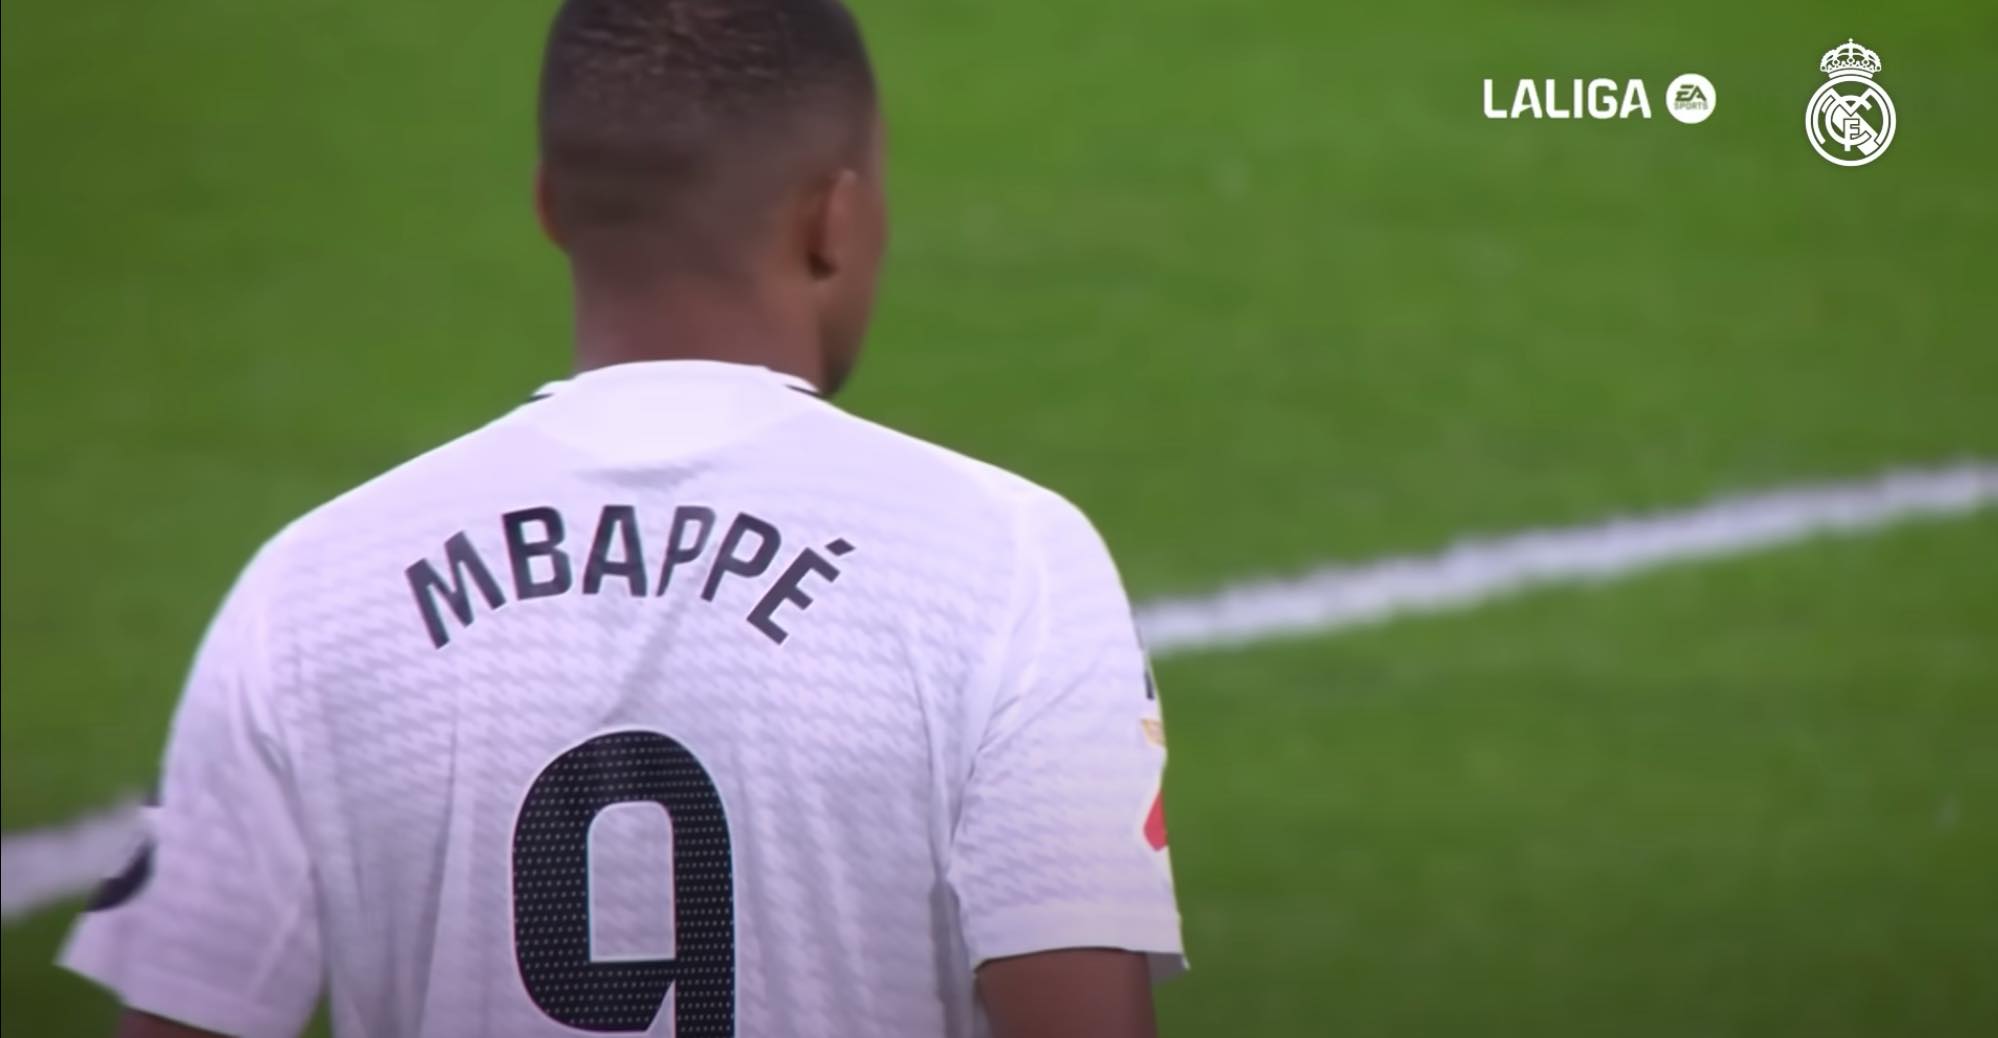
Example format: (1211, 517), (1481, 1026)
(1807, 39), (1895, 166)
(1482, 74), (1716, 124)
(1483, 78), (1653, 120)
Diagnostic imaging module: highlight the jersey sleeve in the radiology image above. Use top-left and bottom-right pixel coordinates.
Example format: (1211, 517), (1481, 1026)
(947, 491), (1186, 979)
(60, 543), (324, 1038)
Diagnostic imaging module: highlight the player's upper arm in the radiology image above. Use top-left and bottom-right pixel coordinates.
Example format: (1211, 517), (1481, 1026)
(977, 948), (1158, 1038)
(59, 540), (324, 1038)
(948, 489), (1186, 988)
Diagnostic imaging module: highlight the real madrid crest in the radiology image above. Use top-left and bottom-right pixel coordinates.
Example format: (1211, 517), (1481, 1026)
(1806, 39), (1895, 166)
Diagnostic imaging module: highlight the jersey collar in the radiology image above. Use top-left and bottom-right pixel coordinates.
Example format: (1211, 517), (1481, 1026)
(530, 360), (820, 402)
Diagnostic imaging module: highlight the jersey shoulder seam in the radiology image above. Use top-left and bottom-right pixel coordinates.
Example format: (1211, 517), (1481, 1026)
(802, 401), (1074, 519)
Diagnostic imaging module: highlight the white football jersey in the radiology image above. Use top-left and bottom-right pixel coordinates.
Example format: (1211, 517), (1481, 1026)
(62, 360), (1183, 1038)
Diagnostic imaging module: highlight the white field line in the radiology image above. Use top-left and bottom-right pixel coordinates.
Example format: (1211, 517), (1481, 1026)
(1136, 461), (1998, 655)
(0, 800), (143, 921)
(5, 460), (1997, 923)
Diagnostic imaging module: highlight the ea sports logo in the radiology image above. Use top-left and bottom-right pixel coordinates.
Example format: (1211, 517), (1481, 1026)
(1665, 73), (1716, 125)
(1806, 39), (1895, 166)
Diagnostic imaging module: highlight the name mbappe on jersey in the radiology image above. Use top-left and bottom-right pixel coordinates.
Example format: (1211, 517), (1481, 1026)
(405, 503), (855, 650)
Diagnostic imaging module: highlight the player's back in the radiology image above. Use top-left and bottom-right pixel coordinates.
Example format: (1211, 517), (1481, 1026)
(60, 360), (1181, 1038)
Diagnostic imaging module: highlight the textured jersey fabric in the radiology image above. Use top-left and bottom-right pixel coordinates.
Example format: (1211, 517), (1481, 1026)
(61, 360), (1183, 1038)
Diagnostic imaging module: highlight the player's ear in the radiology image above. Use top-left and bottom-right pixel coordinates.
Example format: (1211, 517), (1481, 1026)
(804, 167), (863, 282)
(534, 165), (563, 250)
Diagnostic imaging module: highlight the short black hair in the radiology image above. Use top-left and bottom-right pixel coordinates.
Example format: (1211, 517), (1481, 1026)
(538, 0), (875, 258)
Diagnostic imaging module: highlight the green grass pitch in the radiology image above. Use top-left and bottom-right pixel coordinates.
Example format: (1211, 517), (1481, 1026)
(4, 0), (1995, 1034)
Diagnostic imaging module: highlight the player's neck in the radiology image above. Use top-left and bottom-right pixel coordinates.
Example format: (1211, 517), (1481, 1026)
(569, 273), (823, 388)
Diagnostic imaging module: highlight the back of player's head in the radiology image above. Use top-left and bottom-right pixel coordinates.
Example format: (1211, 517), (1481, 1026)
(537, 0), (877, 268)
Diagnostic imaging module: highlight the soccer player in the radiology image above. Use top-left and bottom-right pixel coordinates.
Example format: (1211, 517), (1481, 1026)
(58, 1), (1184, 1035)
